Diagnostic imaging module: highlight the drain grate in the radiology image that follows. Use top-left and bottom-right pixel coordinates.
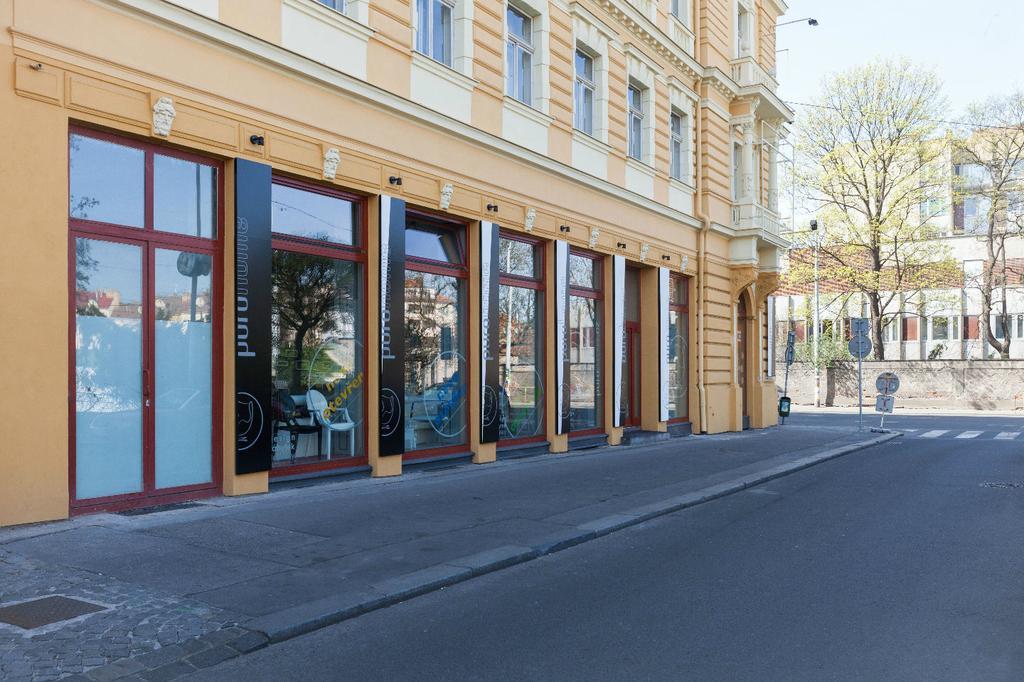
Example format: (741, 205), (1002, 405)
(980, 481), (1024, 489)
(0, 596), (107, 630)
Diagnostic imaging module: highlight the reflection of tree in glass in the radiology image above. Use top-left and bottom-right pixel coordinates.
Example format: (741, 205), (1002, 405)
(499, 238), (534, 277)
(405, 272), (458, 394)
(569, 254), (594, 287)
(272, 248), (354, 391)
(69, 136), (101, 224)
(75, 239), (102, 315)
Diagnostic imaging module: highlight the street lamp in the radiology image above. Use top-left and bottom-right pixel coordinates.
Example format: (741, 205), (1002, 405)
(810, 219), (821, 408)
(777, 17), (819, 27)
(787, 220), (823, 407)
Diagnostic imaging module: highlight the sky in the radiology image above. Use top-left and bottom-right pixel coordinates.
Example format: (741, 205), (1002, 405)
(776, 0), (1024, 119)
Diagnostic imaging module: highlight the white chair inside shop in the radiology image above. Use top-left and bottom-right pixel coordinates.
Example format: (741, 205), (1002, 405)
(306, 389), (355, 459)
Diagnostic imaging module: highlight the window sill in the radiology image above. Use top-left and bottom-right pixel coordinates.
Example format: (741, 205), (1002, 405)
(626, 156), (656, 177)
(283, 0), (373, 38)
(572, 128), (611, 154)
(503, 96), (554, 126)
(669, 176), (695, 193)
(412, 51), (476, 92)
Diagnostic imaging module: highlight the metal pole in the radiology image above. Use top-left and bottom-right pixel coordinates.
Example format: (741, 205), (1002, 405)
(813, 236), (820, 407)
(781, 360), (790, 425)
(857, 349), (863, 431)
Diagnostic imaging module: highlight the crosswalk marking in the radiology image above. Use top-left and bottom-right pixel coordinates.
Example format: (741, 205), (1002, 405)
(920, 430), (948, 438)
(995, 432), (1021, 440)
(956, 431), (982, 439)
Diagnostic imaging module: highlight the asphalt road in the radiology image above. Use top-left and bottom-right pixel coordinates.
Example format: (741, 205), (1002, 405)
(193, 415), (1024, 681)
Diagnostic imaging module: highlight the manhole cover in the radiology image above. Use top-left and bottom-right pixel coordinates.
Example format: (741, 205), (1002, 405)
(0, 596), (107, 630)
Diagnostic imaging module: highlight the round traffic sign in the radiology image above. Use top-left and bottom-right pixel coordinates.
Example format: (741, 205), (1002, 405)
(848, 336), (872, 359)
(876, 372), (900, 395)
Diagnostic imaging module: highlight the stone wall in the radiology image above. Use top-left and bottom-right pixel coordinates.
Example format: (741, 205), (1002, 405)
(778, 361), (1024, 411)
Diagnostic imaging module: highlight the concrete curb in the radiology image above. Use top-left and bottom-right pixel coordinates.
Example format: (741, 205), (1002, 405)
(246, 432), (901, 646)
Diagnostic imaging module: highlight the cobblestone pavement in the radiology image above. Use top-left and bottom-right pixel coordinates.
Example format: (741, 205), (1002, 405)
(0, 548), (243, 681)
(0, 426), (888, 681)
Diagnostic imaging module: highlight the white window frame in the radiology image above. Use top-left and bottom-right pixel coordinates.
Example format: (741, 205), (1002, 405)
(574, 48), (596, 136)
(625, 47), (658, 167)
(506, 5), (534, 105)
(571, 8), (612, 144)
(735, 0), (755, 58)
(315, 0), (346, 11)
(415, 0), (455, 68)
(732, 142), (743, 201)
(670, 110), (685, 180)
(627, 83), (645, 161)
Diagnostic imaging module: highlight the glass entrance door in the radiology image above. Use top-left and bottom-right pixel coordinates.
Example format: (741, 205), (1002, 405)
(69, 128), (221, 511)
(73, 237), (146, 500)
(737, 295), (749, 423)
(621, 267), (641, 427)
(623, 324), (641, 426)
(73, 239), (217, 507)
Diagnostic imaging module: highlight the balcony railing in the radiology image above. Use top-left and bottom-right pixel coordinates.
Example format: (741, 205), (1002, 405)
(730, 57), (778, 92)
(732, 202), (784, 237)
(668, 15), (695, 57)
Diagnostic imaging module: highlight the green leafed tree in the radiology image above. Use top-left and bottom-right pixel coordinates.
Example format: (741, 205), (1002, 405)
(952, 92), (1024, 359)
(790, 59), (960, 359)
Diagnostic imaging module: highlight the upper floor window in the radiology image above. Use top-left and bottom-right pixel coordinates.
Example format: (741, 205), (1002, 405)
(671, 0), (687, 21)
(574, 50), (595, 135)
(506, 6), (534, 104)
(732, 142), (742, 200)
(670, 111), (687, 181)
(627, 85), (644, 161)
(736, 2), (753, 57)
(315, 0), (346, 10)
(416, 0), (454, 67)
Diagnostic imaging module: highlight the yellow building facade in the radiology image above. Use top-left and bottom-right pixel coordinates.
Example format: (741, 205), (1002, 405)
(0, 0), (790, 526)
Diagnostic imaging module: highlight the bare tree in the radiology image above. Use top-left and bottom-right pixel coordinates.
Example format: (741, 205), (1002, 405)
(953, 92), (1024, 359)
(791, 59), (959, 359)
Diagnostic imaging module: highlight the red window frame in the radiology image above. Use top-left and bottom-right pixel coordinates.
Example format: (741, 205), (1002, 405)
(403, 208), (472, 460)
(67, 125), (224, 514)
(497, 231), (546, 447)
(568, 247), (604, 436)
(668, 273), (690, 423)
(268, 175), (370, 478)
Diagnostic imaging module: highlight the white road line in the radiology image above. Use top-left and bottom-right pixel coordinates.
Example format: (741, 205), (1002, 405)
(995, 432), (1021, 440)
(920, 430), (949, 438)
(956, 431), (983, 439)
(901, 428), (919, 432)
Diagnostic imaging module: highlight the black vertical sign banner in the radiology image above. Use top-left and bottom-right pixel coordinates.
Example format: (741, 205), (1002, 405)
(379, 196), (406, 456)
(234, 159), (273, 475)
(554, 240), (570, 435)
(480, 222), (501, 443)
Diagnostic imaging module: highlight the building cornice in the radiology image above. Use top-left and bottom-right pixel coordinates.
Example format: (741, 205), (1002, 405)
(594, 0), (702, 82)
(83, 0), (709, 235)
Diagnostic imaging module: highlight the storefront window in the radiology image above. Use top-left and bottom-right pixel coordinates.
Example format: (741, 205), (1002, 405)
(405, 215), (468, 454)
(272, 182), (358, 246)
(69, 133), (145, 228)
(569, 251), (602, 432)
(154, 154), (218, 238)
(668, 275), (690, 421)
(270, 181), (365, 469)
(498, 236), (544, 442)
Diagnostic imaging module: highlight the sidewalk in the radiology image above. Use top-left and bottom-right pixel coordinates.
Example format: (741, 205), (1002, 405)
(0, 425), (898, 681)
